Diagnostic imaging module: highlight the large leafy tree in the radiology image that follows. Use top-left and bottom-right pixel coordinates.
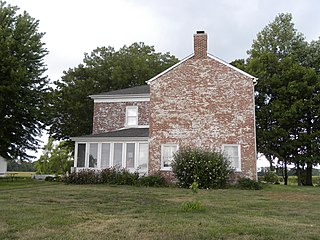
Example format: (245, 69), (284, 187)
(35, 138), (73, 174)
(234, 13), (320, 185)
(49, 43), (178, 140)
(0, 2), (49, 160)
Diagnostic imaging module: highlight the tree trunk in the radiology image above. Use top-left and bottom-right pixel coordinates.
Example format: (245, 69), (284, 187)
(305, 116), (313, 186)
(284, 159), (288, 185)
(297, 164), (302, 186)
(305, 162), (313, 186)
(267, 155), (275, 171)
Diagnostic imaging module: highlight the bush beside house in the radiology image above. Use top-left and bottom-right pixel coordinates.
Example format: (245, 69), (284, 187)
(172, 147), (233, 189)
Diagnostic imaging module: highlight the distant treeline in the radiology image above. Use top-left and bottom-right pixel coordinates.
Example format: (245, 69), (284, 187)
(7, 161), (36, 172)
(258, 167), (320, 177)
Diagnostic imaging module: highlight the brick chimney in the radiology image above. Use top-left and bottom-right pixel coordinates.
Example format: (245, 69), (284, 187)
(194, 31), (207, 59)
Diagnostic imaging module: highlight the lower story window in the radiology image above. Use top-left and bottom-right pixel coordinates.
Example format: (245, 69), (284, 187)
(75, 142), (148, 173)
(77, 144), (86, 167)
(101, 143), (110, 168)
(138, 143), (148, 172)
(126, 143), (135, 169)
(222, 144), (241, 171)
(89, 143), (98, 168)
(113, 143), (123, 168)
(161, 144), (178, 170)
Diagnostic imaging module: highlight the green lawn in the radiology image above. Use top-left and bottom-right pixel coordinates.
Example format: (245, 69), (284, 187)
(1, 179), (320, 240)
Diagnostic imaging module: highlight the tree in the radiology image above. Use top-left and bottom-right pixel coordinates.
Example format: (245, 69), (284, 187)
(49, 43), (178, 140)
(0, 2), (49, 160)
(35, 138), (73, 174)
(243, 13), (320, 185)
(7, 159), (36, 172)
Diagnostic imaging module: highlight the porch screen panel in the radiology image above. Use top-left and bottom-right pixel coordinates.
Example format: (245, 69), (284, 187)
(113, 143), (123, 167)
(101, 143), (110, 168)
(89, 143), (98, 168)
(138, 143), (148, 172)
(77, 143), (86, 167)
(126, 143), (135, 168)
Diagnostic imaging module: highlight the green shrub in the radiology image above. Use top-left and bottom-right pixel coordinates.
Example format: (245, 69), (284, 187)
(172, 147), (233, 189)
(63, 169), (99, 184)
(137, 174), (167, 187)
(237, 177), (262, 190)
(63, 168), (152, 186)
(116, 168), (139, 185)
(181, 200), (204, 212)
(100, 167), (118, 184)
(263, 171), (280, 184)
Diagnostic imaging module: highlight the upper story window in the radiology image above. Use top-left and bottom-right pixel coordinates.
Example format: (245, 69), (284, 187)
(125, 106), (138, 127)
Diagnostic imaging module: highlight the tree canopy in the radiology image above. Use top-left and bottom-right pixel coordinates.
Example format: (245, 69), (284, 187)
(35, 138), (73, 174)
(232, 13), (320, 185)
(0, 1), (49, 160)
(49, 43), (178, 140)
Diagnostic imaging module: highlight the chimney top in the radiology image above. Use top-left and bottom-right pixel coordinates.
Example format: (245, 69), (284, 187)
(194, 31), (207, 59)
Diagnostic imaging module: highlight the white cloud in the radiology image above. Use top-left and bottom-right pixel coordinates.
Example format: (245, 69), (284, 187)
(7, 0), (320, 159)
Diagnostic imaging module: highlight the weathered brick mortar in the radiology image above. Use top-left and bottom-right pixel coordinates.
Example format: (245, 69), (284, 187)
(148, 56), (256, 180)
(92, 101), (149, 134)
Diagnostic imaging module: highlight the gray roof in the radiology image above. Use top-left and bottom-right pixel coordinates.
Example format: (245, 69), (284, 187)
(78, 128), (149, 138)
(95, 85), (150, 96)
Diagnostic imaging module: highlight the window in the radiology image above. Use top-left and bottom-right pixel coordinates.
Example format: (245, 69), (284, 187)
(74, 141), (148, 173)
(113, 143), (123, 167)
(222, 144), (241, 171)
(126, 143), (135, 169)
(161, 144), (178, 170)
(138, 143), (148, 172)
(77, 144), (86, 167)
(89, 143), (98, 168)
(126, 106), (138, 127)
(101, 143), (110, 168)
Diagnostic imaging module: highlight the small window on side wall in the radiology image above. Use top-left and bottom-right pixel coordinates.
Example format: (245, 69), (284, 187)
(222, 144), (241, 172)
(125, 106), (138, 127)
(161, 144), (178, 171)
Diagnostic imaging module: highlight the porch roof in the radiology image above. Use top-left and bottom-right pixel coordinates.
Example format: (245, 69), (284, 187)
(72, 128), (149, 141)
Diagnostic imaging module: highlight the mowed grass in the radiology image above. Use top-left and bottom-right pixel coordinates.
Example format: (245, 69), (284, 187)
(1, 180), (320, 240)
(5, 171), (35, 178)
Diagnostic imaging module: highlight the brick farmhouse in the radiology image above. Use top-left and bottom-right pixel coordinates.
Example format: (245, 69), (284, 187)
(72, 31), (258, 180)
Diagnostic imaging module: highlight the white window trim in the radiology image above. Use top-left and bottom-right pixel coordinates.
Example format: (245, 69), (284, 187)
(221, 144), (241, 172)
(74, 142), (87, 168)
(125, 142), (136, 170)
(161, 144), (178, 171)
(113, 142), (124, 168)
(88, 143), (99, 169)
(125, 106), (138, 128)
(137, 143), (148, 172)
(100, 143), (111, 169)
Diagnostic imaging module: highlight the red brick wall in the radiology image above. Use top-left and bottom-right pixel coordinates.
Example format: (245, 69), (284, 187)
(194, 32), (207, 59)
(148, 56), (256, 180)
(92, 101), (149, 134)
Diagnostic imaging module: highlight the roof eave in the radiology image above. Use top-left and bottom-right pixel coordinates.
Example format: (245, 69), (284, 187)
(146, 54), (194, 84)
(71, 136), (149, 142)
(207, 53), (258, 82)
(89, 93), (150, 100)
